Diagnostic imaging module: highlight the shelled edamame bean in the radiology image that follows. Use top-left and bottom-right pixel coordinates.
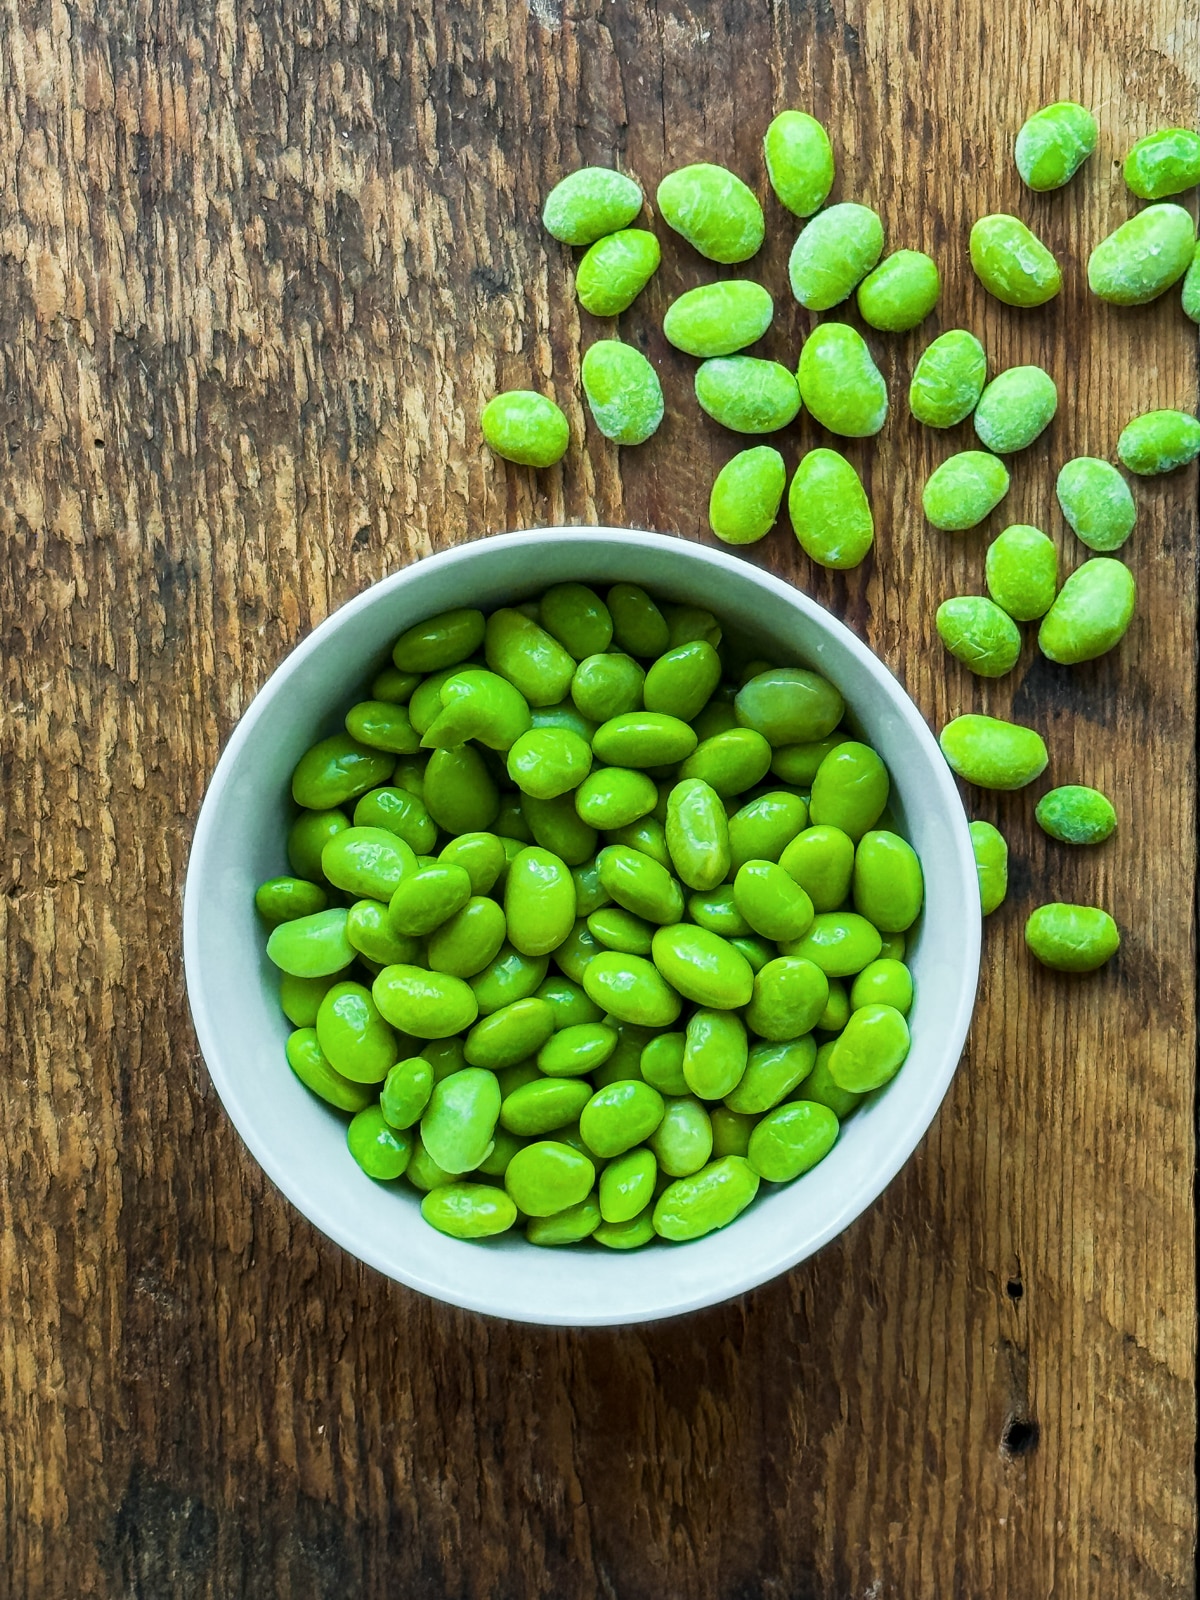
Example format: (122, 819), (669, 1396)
(259, 587), (926, 1252)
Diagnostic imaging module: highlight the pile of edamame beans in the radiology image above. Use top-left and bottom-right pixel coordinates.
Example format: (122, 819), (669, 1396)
(257, 586), (925, 1245)
(478, 98), (1199, 973)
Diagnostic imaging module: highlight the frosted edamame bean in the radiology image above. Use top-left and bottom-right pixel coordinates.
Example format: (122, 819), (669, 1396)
(663, 280), (774, 357)
(736, 668), (843, 747)
(909, 330), (987, 428)
(923, 452), (1010, 531)
(1123, 128), (1200, 199)
(1015, 101), (1097, 190)
(656, 163), (765, 263)
(852, 831), (924, 932)
(985, 525), (1059, 620)
(481, 391), (570, 467)
(797, 323), (888, 438)
(1035, 785), (1117, 844)
(421, 1184), (518, 1238)
(372, 964), (479, 1037)
(1056, 460), (1136, 553)
(789, 448), (874, 570)
(255, 876), (327, 925)
(286, 1029), (374, 1114)
(850, 958), (913, 1015)
(643, 642), (722, 722)
(695, 357), (801, 434)
(419, 1068), (502, 1173)
(855, 250), (940, 332)
(542, 167), (643, 245)
(581, 340), (664, 446)
(935, 596), (1022, 677)
(709, 447), (787, 545)
(973, 366), (1058, 454)
(747, 1101), (838, 1182)
(763, 110), (834, 216)
(292, 735), (394, 811)
(1183, 244), (1200, 322)
(779, 824), (855, 911)
(1117, 410), (1200, 475)
(267, 907), (354, 978)
(652, 1156), (760, 1240)
(969, 820), (1008, 916)
(1038, 558), (1136, 664)
(1025, 903), (1120, 972)
(970, 214), (1061, 307)
(939, 715), (1048, 790)
(809, 742), (889, 840)
(575, 228), (661, 315)
(347, 1106), (412, 1180)
(788, 202), (884, 309)
(1088, 204), (1196, 305)
(828, 1003), (910, 1092)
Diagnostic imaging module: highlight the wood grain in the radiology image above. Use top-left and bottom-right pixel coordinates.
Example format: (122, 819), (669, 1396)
(1, 0), (1195, 1595)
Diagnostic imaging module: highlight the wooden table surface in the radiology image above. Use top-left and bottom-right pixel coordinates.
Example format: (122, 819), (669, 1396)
(2, 1), (1196, 1595)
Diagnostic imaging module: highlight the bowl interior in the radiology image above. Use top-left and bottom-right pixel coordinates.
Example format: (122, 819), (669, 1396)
(184, 529), (980, 1325)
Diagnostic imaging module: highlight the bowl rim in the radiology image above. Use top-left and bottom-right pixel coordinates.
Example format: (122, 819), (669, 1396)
(183, 527), (981, 1324)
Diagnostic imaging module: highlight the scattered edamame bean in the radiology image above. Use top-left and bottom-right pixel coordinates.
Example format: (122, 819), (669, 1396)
(656, 163), (765, 263)
(1088, 204), (1196, 305)
(663, 280), (774, 357)
(855, 250), (940, 332)
(543, 167), (643, 245)
(1117, 409), (1200, 475)
(695, 356), (802, 434)
(1025, 903), (1120, 972)
(985, 525), (1059, 620)
(797, 322), (888, 438)
(709, 447), (787, 545)
(908, 329), (987, 428)
(970, 214), (1061, 307)
(973, 365), (1058, 454)
(581, 340), (664, 445)
(788, 202), (885, 309)
(923, 451), (1010, 531)
(1035, 785), (1117, 845)
(1123, 128), (1200, 200)
(575, 228), (661, 315)
(935, 595), (1022, 678)
(481, 391), (570, 467)
(939, 715), (1048, 790)
(1056, 459), (1136, 553)
(1015, 101), (1097, 190)
(1183, 244), (1200, 322)
(969, 820), (1008, 916)
(788, 448), (874, 571)
(1037, 558), (1136, 664)
(763, 110), (835, 217)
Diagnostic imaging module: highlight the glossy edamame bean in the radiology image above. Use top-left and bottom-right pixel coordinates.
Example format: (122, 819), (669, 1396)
(680, 729), (772, 797)
(422, 1036), (469, 1083)
(392, 607), (486, 673)
(784, 913), (882, 977)
(280, 972), (335, 1027)
(596, 844), (685, 925)
(570, 858), (611, 917)
(588, 906), (654, 955)
(582, 951), (682, 1028)
(292, 734), (394, 810)
(465, 997), (556, 1069)
(939, 715), (1048, 789)
(763, 110), (834, 216)
(539, 584), (612, 658)
(408, 670), (461, 736)
(438, 832), (507, 895)
(747, 1101), (838, 1182)
(639, 1032), (688, 1095)
(598, 1147), (657, 1223)
(779, 825), (855, 911)
(970, 214), (1061, 306)
(486, 609), (577, 707)
(371, 666), (420, 703)
(800, 1040), (863, 1119)
(707, 1107), (753, 1159)
(852, 831), (924, 932)
(651, 924), (754, 1009)
(380, 1056), (435, 1129)
(682, 1008), (748, 1100)
(1015, 101), (1097, 190)
(267, 907), (354, 977)
(808, 742), (889, 840)
(642, 642), (721, 724)
(828, 1003), (910, 1091)
(313, 979), (396, 1085)
(855, 250), (940, 332)
(590, 1021), (652, 1088)
(287, 808), (350, 881)
(1056, 459), (1136, 553)
(695, 357), (802, 434)
(592, 712), (697, 768)
(745, 956), (829, 1039)
(687, 886), (750, 937)
(579, 1080), (665, 1158)
(1117, 409), (1200, 475)
(286, 1028), (374, 1113)
(650, 1096), (714, 1177)
(1123, 128), (1200, 199)
(736, 667), (844, 748)
(788, 448), (874, 570)
(581, 340), (664, 446)
(969, 819), (1008, 915)
(908, 330), (987, 428)
(575, 228), (661, 315)
(590, 1209), (654, 1248)
(816, 978), (850, 1032)
(571, 653), (645, 723)
(523, 794), (598, 865)
(543, 167), (643, 244)
(733, 860), (815, 941)
(355, 786), (437, 852)
(321, 826), (413, 902)
(1088, 204), (1196, 304)
(709, 447), (787, 545)
(423, 746), (500, 834)
(728, 791), (809, 871)
(1035, 785), (1117, 844)
(923, 451), (1011, 531)
(504, 846), (576, 956)
(501, 1081), (595, 1139)
(525, 1196), (602, 1246)
(347, 1107), (413, 1179)
(663, 280), (774, 357)
(665, 605), (722, 651)
(665, 779), (731, 890)
(345, 700), (420, 755)
(787, 202), (884, 309)
(535, 974), (603, 1030)
(469, 943), (549, 1014)
(404, 1135), (454, 1192)
(536, 1022), (617, 1078)
(985, 526), (1059, 620)
(653, 1156), (760, 1240)
(481, 392), (570, 467)
(606, 584), (670, 658)
(849, 958), (913, 1015)
(1183, 244), (1200, 322)
(372, 964), (479, 1038)
(973, 366), (1058, 453)
(656, 163), (765, 263)
(723, 1036), (816, 1114)
(1038, 558), (1136, 664)
(575, 767), (658, 829)
(422, 1183), (518, 1238)
(255, 876), (327, 925)
(386, 863), (470, 937)
(506, 728), (592, 798)
(935, 596), (1023, 677)
(422, 669), (532, 752)
(1025, 903), (1120, 972)
(771, 734), (850, 787)
(347, 900), (421, 966)
(797, 322), (888, 437)
(551, 920), (602, 985)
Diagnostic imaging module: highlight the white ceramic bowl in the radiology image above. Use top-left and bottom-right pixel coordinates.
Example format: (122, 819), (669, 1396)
(184, 528), (980, 1326)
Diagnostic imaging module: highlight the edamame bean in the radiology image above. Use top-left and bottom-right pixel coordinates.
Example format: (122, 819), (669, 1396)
(665, 605), (722, 651)
(286, 1028), (374, 1114)
(784, 913), (882, 977)
(535, 974), (604, 1030)
(599, 1147), (657, 1223)
(506, 727), (593, 798)
(779, 824), (855, 911)
(438, 831), (507, 895)
(422, 1037), (469, 1083)
(606, 584), (670, 658)
(571, 652), (645, 722)
(1015, 101), (1097, 190)
(592, 712), (697, 768)
(580, 1080), (665, 1158)
(371, 666), (419, 703)
(736, 667), (844, 749)
(734, 860), (815, 941)
(355, 786), (437, 853)
(1088, 204), (1196, 304)
(255, 876), (328, 926)
(973, 366), (1058, 454)
(1055, 459), (1136, 554)
(551, 920), (602, 985)
(422, 1183), (518, 1238)
(797, 322), (888, 437)
(465, 996), (556, 1069)
(345, 700), (420, 755)
(745, 956), (829, 1039)
(372, 964), (479, 1038)
(393, 607), (486, 673)
(380, 1056), (434, 1129)
(680, 729), (773, 797)
(935, 595), (1023, 677)
(501, 1080), (594, 1138)
(709, 447), (787, 545)
(763, 110), (834, 216)
(469, 943), (549, 1014)
(571, 858), (612, 917)
(651, 924), (754, 1009)
(504, 846), (576, 956)
(908, 329), (987, 428)
(747, 1101), (838, 1182)
(591, 1209), (655, 1248)
(581, 340), (664, 445)
(321, 827), (414, 902)
(643, 642), (722, 723)
(486, 609), (577, 707)
(969, 819), (1008, 915)
(423, 745), (500, 834)
(588, 906), (654, 955)
(590, 1021), (652, 1088)
(543, 167), (643, 245)
(852, 831), (924, 932)
(267, 907), (354, 978)
(985, 525), (1059, 620)
(481, 391), (570, 467)
(1035, 785), (1117, 844)
(695, 357), (802, 434)
(710, 1107), (755, 1158)
(525, 1196), (603, 1246)
(788, 448), (874, 570)
(665, 778), (731, 890)
(347, 1107), (413, 1180)
(771, 734), (851, 788)
(849, 958), (913, 1015)
(923, 452), (1011, 531)
(347, 899), (421, 967)
(539, 584), (612, 658)
(682, 1009), (748, 1100)
(816, 978), (850, 1033)
(1123, 128), (1200, 199)
(1183, 244), (1200, 322)
(656, 163), (765, 263)
(523, 794), (598, 865)
(280, 971), (336, 1027)
(422, 669), (532, 751)
(788, 202), (884, 309)
(970, 214), (1061, 306)
(855, 250), (940, 332)
(687, 886), (750, 937)
(639, 1032), (688, 1095)
(292, 734), (394, 810)
(728, 792), (809, 871)
(724, 1036), (816, 1114)
(1117, 409), (1200, 475)
(663, 280), (774, 357)
(650, 1096), (714, 1177)
(537, 1022), (618, 1077)
(418, 1067), (501, 1173)
(596, 844), (685, 925)
(827, 1003), (910, 1091)
(1037, 558), (1136, 664)
(801, 1041), (863, 1120)
(939, 715), (1048, 790)
(575, 228), (661, 315)
(652, 1156), (760, 1240)
(582, 951), (682, 1027)
(287, 808), (351, 881)
(575, 767), (658, 829)
(1025, 903), (1120, 972)
(388, 863), (472, 937)
(809, 742), (889, 840)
